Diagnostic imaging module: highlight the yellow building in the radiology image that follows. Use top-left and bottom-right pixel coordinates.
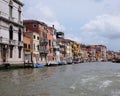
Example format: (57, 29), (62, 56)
(65, 39), (73, 58)
(72, 41), (81, 58)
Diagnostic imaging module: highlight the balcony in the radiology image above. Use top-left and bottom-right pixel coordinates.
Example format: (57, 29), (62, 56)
(60, 50), (66, 54)
(53, 45), (59, 49)
(40, 38), (48, 45)
(9, 17), (15, 22)
(0, 37), (9, 44)
(9, 40), (16, 46)
(40, 49), (49, 54)
(18, 41), (23, 47)
(59, 44), (65, 48)
(39, 47), (49, 54)
(0, 11), (8, 19)
(24, 48), (31, 52)
(18, 21), (23, 25)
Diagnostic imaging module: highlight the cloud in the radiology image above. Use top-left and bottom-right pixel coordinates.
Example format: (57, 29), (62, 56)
(81, 14), (120, 39)
(80, 14), (120, 51)
(65, 33), (82, 43)
(93, 0), (104, 2)
(23, 0), (65, 31)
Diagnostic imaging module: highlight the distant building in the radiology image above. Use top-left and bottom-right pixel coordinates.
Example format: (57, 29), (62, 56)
(65, 39), (73, 63)
(0, 0), (24, 65)
(52, 25), (60, 62)
(86, 45), (107, 62)
(72, 41), (80, 59)
(107, 51), (114, 61)
(65, 39), (73, 59)
(80, 44), (89, 61)
(56, 32), (66, 61)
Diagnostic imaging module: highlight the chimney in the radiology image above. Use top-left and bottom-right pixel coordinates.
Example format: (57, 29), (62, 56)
(52, 25), (54, 28)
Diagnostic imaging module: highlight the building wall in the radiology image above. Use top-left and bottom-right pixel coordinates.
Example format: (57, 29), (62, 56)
(0, 0), (24, 65)
(0, 0), (23, 24)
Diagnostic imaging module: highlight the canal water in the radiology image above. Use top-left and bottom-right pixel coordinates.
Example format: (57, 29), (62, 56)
(0, 62), (120, 96)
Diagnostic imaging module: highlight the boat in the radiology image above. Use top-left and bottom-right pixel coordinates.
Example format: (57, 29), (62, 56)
(112, 58), (120, 63)
(34, 63), (45, 68)
(58, 61), (67, 65)
(46, 61), (59, 66)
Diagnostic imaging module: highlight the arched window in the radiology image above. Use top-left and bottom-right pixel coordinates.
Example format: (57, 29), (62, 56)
(9, 0), (13, 18)
(18, 6), (21, 22)
(9, 25), (13, 40)
(18, 28), (21, 41)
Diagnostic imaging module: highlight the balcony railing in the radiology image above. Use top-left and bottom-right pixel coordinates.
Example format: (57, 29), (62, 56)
(24, 48), (31, 52)
(39, 47), (49, 54)
(0, 37), (9, 44)
(9, 17), (15, 22)
(40, 49), (49, 54)
(18, 21), (23, 25)
(0, 11), (8, 19)
(9, 40), (16, 46)
(18, 41), (23, 47)
(40, 38), (48, 45)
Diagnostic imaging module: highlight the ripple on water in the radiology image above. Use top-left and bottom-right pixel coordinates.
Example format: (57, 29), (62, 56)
(99, 80), (112, 88)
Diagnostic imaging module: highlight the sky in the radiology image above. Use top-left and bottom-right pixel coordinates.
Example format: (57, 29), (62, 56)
(23, 0), (120, 52)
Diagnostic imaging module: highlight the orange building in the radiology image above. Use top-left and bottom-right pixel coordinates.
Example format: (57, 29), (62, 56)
(23, 33), (32, 63)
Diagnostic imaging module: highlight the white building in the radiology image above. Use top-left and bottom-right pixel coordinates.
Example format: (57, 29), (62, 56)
(52, 25), (60, 62)
(0, 0), (24, 65)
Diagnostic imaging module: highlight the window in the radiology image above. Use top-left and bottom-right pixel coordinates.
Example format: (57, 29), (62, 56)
(37, 36), (39, 40)
(33, 24), (38, 28)
(9, 6), (13, 18)
(37, 45), (39, 51)
(10, 47), (13, 58)
(24, 43), (27, 48)
(28, 44), (30, 49)
(18, 11), (21, 22)
(43, 32), (47, 38)
(50, 49), (52, 53)
(49, 40), (51, 46)
(34, 44), (35, 50)
(34, 35), (36, 39)
(9, 25), (13, 40)
(18, 47), (21, 58)
(44, 26), (48, 31)
(18, 28), (21, 41)
(18, 6), (21, 22)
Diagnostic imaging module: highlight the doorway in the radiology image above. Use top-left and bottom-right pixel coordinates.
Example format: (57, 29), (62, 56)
(2, 46), (7, 62)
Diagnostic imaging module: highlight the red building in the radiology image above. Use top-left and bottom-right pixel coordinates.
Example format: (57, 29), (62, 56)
(47, 27), (54, 61)
(23, 20), (55, 64)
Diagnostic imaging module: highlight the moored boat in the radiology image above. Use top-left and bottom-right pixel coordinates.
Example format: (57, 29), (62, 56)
(112, 58), (120, 63)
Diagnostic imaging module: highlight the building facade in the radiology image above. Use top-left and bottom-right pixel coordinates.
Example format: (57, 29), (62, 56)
(23, 33), (31, 63)
(23, 31), (40, 64)
(0, 0), (24, 65)
(65, 39), (73, 59)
